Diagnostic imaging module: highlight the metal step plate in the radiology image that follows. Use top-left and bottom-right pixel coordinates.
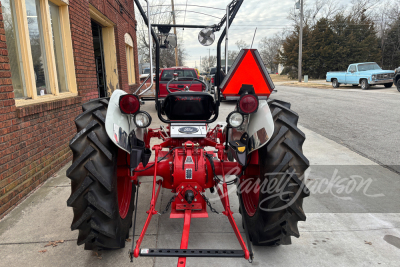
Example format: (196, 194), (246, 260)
(139, 248), (245, 258)
(170, 123), (207, 138)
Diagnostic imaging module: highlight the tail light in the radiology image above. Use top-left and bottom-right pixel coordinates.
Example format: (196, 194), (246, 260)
(211, 77), (215, 85)
(119, 94), (140, 114)
(238, 94), (258, 114)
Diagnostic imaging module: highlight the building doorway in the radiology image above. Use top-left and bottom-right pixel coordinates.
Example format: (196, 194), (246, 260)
(91, 20), (107, 97)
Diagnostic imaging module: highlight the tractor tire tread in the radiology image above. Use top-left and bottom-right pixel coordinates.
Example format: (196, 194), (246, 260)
(277, 115), (306, 140)
(85, 190), (114, 219)
(87, 132), (113, 161)
(283, 138), (310, 166)
(240, 99), (310, 247)
(267, 99), (291, 109)
(71, 206), (95, 231)
(67, 98), (135, 251)
(82, 97), (110, 111)
(67, 176), (93, 207)
(269, 101), (299, 122)
(84, 160), (112, 192)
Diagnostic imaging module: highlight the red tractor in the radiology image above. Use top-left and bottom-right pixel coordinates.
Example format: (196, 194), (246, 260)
(66, 1), (309, 266)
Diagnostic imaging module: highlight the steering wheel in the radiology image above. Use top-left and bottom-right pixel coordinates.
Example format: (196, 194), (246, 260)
(166, 76), (209, 93)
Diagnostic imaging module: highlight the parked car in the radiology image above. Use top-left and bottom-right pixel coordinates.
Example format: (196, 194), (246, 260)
(206, 67), (230, 90)
(205, 67), (217, 86)
(159, 67), (206, 98)
(139, 67), (162, 83)
(326, 62), (395, 89)
(393, 67), (400, 92)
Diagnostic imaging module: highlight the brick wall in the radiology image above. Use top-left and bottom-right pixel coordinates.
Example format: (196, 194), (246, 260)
(0, 97), (82, 217)
(69, 0), (98, 103)
(0, 0), (139, 217)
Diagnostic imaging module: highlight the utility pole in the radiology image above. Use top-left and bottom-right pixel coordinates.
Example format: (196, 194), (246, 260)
(298, 0), (303, 82)
(207, 48), (211, 72)
(171, 0), (179, 66)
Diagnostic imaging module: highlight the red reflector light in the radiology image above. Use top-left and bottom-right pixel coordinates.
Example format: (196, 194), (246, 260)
(239, 94), (258, 114)
(211, 77), (214, 84)
(119, 94), (140, 114)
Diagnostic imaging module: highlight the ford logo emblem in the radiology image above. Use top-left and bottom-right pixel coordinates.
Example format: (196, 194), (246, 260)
(178, 127), (199, 134)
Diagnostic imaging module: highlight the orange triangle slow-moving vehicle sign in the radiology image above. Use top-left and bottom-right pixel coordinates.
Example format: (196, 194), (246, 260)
(220, 49), (275, 97)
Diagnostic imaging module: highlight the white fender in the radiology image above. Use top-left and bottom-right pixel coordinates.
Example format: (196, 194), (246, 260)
(105, 89), (146, 153)
(229, 100), (274, 154)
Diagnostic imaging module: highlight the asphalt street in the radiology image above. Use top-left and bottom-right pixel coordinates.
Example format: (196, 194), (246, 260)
(1, 85), (399, 266)
(270, 86), (400, 172)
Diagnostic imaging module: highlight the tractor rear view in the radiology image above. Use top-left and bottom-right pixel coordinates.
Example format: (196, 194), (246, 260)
(66, 0), (310, 266)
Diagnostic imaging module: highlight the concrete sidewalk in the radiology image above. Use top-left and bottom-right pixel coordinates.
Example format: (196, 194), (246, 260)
(1, 125), (399, 266)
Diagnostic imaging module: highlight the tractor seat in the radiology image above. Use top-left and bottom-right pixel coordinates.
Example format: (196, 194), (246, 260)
(162, 91), (215, 121)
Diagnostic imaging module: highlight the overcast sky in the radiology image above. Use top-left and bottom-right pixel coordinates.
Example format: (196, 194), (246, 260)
(137, 0), (383, 71)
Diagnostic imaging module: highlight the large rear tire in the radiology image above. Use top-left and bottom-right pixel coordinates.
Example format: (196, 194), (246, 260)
(66, 98), (135, 250)
(239, 99), (309, 246)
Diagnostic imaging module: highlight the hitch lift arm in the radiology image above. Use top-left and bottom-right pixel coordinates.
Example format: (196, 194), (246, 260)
(130, 146), (252, 266)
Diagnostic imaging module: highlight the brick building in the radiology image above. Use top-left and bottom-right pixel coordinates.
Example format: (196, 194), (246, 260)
(0, 0), (140, 217)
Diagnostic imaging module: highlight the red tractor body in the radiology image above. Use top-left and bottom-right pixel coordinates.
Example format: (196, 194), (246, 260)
(123, 127), (255, 262)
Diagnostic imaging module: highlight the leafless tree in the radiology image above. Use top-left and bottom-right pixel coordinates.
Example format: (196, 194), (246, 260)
(350, 0), (380, 20)
(225, 39), (249, 63)
(372, 1), (400, 38)
(372, 1), (400, 66)
(287, 0), (325, 27)
(287, 0), (372, 27)
(259, 34), (284, 73)
(200, 55), (217, 74)
(135, 0), (186, 67)
(228, 50), (238, 61)
(235, 40), (249, 50)
(321, 0), (344, 20)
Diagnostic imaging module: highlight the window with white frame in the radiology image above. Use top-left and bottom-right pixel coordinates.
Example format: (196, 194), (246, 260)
(3, 0), (25, 98)
(125, 33), (136, 85)
(49, 1), (69, 93)
(3, 0), (76, 100)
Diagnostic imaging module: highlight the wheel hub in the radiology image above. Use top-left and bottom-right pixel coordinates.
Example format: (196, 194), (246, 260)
(117, 174), (133, 219)
(241, 179), (260, 217)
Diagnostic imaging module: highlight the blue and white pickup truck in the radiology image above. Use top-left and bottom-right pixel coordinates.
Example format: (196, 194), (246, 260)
(326, 62), (395, 89)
